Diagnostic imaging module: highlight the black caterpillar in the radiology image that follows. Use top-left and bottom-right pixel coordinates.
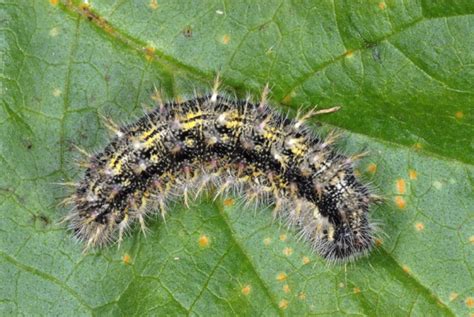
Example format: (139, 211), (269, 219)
(63, 82), (379, 262)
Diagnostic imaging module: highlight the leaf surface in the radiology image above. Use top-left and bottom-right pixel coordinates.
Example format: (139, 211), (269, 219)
(1, 1), (473, 316)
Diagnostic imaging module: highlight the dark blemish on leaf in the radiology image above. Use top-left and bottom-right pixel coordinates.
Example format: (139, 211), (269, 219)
(22, 138), (33, 150)
(364, 42), (382, 63)
(259, 22), (271, 31)
(32, 213), (51, 227)
(79, 3), (113, 33)
(182, 25), (193, 38)
(371, 46), (381, 63)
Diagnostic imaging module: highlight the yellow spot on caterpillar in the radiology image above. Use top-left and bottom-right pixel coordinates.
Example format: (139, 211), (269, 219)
(263, 237), (272, 246)
(52, 88), (62, 97)
(278, 299), (289, 310)
(396, 178), (406, 194)
(150, 154), (159, 163)
(466, 297), (474, 308)
(241, 284), (251, 296)
(49, 0), (58, 5)
(282, 247), (293, 256)
(198, 234), (210, 248)
(367, 163), (377, 174)
(49, 27), (59, 37)
(180, 111), (204, 131)
(149, 0), (159, 10)
(122, 253), (132, 265)
(449, 292), (459, 301)
(145, 46), (156, 61)
(298, 292), (306, 300)
(283, 284), (291, 293)
(279, 234), (287, 241)
(302, 256), (310, 265)
(409, 169), (417, 180)
(353, 287), (361, 294)
(378, 2), (386, 10)
(223, 198), (234, 206)
(455, 111), (464, 119)
(402, 265), (410, 273)
(395, 196), (406, 209)
(221, 34), (230, 45)
(469, 236), (474, 244)
(276, 272), (287, 282)
(415, 222), (425, 231)
(344, 50), (354, 58)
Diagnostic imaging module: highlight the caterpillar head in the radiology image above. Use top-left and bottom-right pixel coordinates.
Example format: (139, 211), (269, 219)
(313, 173), (377, 262)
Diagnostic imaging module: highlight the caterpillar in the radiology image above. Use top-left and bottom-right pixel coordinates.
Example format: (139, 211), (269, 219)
(63, 80), (380, 262)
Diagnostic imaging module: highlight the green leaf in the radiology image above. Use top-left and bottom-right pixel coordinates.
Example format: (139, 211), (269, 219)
(1, 0), (473, 316)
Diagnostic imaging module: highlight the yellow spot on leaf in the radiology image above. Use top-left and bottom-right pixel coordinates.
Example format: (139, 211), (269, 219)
(123, 253), (132, 265)
(282, 91), (296, 104)
(241, 284), (251, 296)
(278, 299), (289, 309)
(282, 247), (293, 256)
(276, 272), (287, 282)
(469, 236), (474, 244)
(279, 234), (287, 241)
(282, 94), (292, 104)
(344, 50), (354, 58)
(283, 284), (291, 293)
(353, 287), (361, 294)
(375, 238), (383, 247)
(414, 142), (423, 150)
(415, 222), (425, 231)
(302, 256), (310, 265)
(396, 178), (406, 194)
(433, 181), (443, 190)
(149, 0), (159, 10)
(395, 196), (406, 209)
(378, 2), (386, 10)
(455, 111), (464, 119)
(145, 46), (156, 61)
(221, 34), (230, 45)
(409, 169), (417, 180)
(263, 237), (272, 246)
(367, 163), (377, 174)
(402, 265), (410, 273)
(449, 292), (459, 301)
(339, 282), (345, 288)
(223, 198), (234, 206)
(49, 0), (58, 5)
(49, 27), (59, 37)
(52, 88), (62, 97)
(466, 297), (474, 308)
(298, 292), (306, 300)
(198, 234), (210, 248)
(79, 2), (91, 10)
